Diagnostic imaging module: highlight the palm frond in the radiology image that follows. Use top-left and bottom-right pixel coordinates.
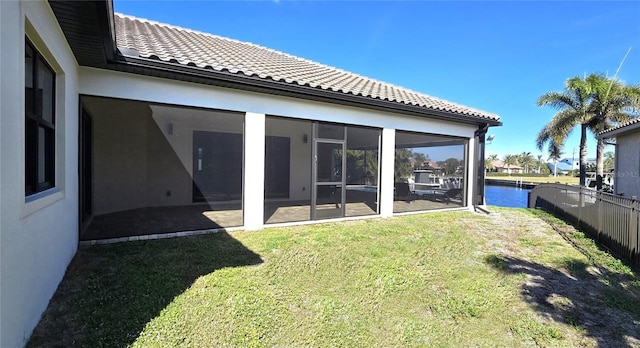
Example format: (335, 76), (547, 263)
(609, 112), (635, 125)
(537, 92), (577, 110)
(536, 125), (554, 151)
(549, 109), (583, 137)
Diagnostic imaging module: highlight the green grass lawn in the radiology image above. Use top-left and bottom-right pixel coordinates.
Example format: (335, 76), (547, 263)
(29, 208), (640, 347)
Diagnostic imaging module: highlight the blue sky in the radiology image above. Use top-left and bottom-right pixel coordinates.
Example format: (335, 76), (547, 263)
(114, 0), (640, 162)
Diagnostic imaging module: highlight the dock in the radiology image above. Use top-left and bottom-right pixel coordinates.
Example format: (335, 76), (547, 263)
(485, 178), (537, 189)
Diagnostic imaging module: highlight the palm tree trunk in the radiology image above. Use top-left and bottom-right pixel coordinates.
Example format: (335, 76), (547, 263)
(579, 124), (587, 187)
(596, 137), (605, 190)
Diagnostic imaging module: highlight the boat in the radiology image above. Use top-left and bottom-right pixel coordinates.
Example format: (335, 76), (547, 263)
(411, 170), (463, 190)
(585, 172), (614, 193)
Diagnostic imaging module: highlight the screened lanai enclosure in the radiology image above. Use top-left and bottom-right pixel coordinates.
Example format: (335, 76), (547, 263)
(79, 96), (469, 240)
(393, 130), (467, 213)
(264, 117), (381, 224)
(80, 96), (246, 240)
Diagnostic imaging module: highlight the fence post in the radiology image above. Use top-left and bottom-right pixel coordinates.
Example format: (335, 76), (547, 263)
(597, 191), (603, 243)
(630, 197), (638, 263)
(577, 186), (583, 229)
(552, 185), (557, 215)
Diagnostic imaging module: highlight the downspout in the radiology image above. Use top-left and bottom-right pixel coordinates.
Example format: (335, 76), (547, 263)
(473, 124), (489, 213)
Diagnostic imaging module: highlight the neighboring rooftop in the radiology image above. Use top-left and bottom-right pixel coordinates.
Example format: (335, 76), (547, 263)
(113, 13), (500, 123)
(490, 161), (523, 170)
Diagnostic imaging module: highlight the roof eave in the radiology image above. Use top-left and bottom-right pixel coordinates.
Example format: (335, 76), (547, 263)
(49, 0), (116, 67)
(598, 122), (640, 139)
(109, 55), (502, 127)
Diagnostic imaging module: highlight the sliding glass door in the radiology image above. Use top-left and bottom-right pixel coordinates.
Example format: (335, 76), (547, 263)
(312, 123), (346, 220)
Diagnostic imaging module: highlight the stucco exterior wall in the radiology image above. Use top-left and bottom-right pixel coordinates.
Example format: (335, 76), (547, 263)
(79, 68), (478, 139)
(0, 1), (80, 346)
(615, 132), (640, 197)
(265, 118), (313, 201)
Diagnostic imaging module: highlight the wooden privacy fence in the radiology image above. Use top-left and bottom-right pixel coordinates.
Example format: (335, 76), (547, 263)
(529, 183), (640, 266)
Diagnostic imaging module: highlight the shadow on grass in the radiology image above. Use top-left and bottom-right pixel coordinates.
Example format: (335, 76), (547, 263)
(27, 232), (263, 347)
(485, 254), (640, 347)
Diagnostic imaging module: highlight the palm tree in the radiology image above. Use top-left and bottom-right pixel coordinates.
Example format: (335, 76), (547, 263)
(485, 154), (498, 173)
(586, 74), (640, 189)
(536, 76), (593, 186)
(518, 152), (534, 174)
(484, 158), (492, 173)
(603, 151), (615, 172)
(548, 143), (563, 177)
(536, 154), (544, 174)
(538, 74), (640, 189)
(412, 152), (428, 169)
(502, 154), (518, 175)
(394, 149), (413, 183)
(439, 158), (461, 175)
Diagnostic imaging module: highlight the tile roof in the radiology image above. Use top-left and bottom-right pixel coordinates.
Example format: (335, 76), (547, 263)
(598, 117), (640, 137)
(113, 13), (500, 122)
(491, 161), (523, 170)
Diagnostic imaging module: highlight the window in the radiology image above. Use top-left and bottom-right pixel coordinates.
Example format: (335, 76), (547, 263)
(25, 39), (56, 196)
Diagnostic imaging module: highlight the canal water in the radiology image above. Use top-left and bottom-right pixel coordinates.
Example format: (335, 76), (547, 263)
(485, 185), (531, 208)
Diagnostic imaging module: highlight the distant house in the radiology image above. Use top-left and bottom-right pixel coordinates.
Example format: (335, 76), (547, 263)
(415, 160), (442, 172)
(598, 119), (640, 197)
(0, 1), (501, 345)
(546, 158), (596, 175)
(492, 161), (524, 174)
(486, 160), (500, 173)
(546, 159), (575, 175)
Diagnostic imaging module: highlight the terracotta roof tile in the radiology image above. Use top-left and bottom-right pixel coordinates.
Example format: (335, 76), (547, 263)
(598, 117), (640, 136)
(114, 13), (500, 122)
